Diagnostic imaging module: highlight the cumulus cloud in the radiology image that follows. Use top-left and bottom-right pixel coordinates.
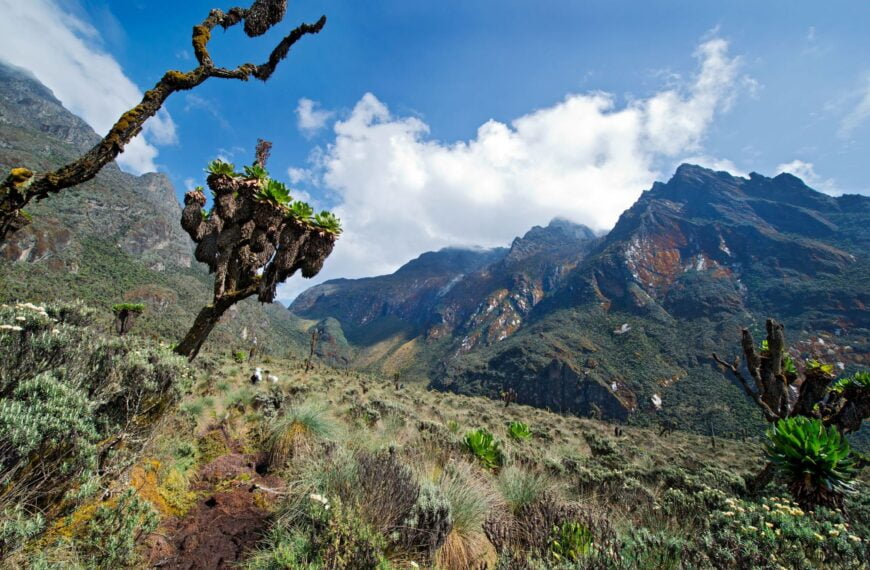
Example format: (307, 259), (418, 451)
(296, 98), (334, 137)
(775, 159), (839, 195)
(277, 38), (746, 302)
(0, 0), (177, 175)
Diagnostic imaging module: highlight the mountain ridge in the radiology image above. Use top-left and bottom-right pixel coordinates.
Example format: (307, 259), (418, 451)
(290, 163), (870, 436)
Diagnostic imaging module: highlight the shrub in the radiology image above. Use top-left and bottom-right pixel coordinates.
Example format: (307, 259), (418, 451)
(508, 421), (532, 441)
(396, 481), (453, 562)
(76, 489), (159, 569)
(0, 302), (189, 552)
(464, 429), (504, 469)
(766, 417), (857, 509)
(244, 525), (322, 570)
(484, 497), (616, 564)
(548, 521), (593, 563)
(583, 431), (617, 458)
(0, 505), (45, 557)
(702, 495), (868, 569)
(354, 451), (419, 534)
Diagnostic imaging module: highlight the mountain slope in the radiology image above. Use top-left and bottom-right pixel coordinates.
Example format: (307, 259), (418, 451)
(290, 219), (598, 374)
(291, 164), (869, 435)
(0, 62), (310, 355)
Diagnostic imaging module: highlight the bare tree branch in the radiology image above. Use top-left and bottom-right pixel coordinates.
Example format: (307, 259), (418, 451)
(0, 0), (326, 242)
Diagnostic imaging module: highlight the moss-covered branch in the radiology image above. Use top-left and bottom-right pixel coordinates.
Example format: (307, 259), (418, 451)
(0, 0), (326, 243)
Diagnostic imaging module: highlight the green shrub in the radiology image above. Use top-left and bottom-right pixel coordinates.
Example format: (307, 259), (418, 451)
(464, 429), (504, 469)
(232, 350), (248, 363)
(508, 421), (532, 441)
(766, 417), (857, 508)
(702, 495), (868, 569)
(0, 505), (45, 557)
(0, 302), (189, 553)
(583, 431), (617, 457)
(206, 159), (236, 176)
(77, 489), (159, 569)
(244, 525), (322, 570)
(257, 178), (291, 205)
(243, 163), (270, 181)
(549, 521), (593, 563)
(313, 211), (342, 234)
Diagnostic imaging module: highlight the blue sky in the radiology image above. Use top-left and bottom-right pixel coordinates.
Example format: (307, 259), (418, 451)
(1, 0), (869, 300)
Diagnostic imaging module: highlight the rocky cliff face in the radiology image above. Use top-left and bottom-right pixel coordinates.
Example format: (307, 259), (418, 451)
(291, 164), (869, 433)
(437, 165), (869, 429)
(0, 62), (192, 270)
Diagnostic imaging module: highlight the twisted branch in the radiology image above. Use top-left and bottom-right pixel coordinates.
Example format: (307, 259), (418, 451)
(0, 0), (326, 242)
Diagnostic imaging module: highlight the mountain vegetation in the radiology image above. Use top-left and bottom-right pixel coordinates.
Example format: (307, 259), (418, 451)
(0, 19), (868, 569)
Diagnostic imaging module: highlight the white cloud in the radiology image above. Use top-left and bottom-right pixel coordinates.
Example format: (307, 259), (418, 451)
(775, 159), (839, 195)
(0, 0), (177, 175)
(839, 77), (870, 138)
(296, 98), (333, 137)
(278, 38), (746, 302)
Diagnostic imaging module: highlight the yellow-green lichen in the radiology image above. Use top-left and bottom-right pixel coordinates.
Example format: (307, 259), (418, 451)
(8, 167), (33, 187)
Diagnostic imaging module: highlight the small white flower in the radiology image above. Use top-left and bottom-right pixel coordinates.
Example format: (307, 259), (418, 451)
(0, 325), (23, 332)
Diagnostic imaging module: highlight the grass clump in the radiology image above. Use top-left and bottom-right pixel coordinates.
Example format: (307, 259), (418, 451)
(435, 461), (500, 570)
(497, 466), (551, 514)
(266, 403), (335, 470)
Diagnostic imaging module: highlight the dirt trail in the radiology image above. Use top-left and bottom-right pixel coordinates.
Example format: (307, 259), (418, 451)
(146, 431), (283, 569)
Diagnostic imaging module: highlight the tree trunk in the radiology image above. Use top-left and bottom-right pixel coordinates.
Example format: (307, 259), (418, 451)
(175, 299), (234, 360)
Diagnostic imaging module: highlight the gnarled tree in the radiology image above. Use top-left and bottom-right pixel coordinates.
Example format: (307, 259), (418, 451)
(112, 303), (145, 336)
(0, 0), (326, 243)
(713, 318), (869, 494)
(175, 140), (339, 359)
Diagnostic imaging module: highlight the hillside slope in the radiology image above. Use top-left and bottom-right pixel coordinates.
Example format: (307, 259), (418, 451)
(0, 62), (310, 355)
